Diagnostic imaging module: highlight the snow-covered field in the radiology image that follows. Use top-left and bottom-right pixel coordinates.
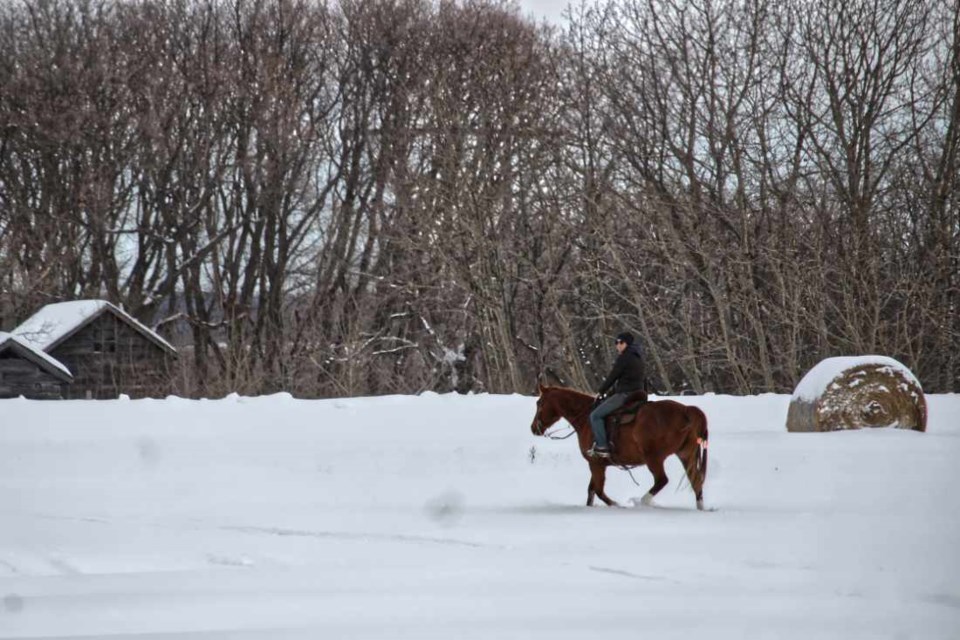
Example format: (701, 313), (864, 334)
(1, 392), (958, 639)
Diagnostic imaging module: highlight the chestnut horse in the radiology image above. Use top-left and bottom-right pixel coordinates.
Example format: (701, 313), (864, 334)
(530, 384), (709, 510)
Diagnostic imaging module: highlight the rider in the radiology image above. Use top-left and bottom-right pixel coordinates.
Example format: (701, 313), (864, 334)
(588, 331), (646, 459)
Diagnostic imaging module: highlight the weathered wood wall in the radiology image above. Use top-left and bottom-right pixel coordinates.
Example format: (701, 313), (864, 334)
(0, 354), (67, 399)
(49, 312), (174, 399)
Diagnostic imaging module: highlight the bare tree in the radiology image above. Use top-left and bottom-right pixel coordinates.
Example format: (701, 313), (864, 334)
(2, 0), (957, 395)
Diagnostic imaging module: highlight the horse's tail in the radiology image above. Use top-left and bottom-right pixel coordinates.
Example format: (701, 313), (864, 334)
(685, 406), (709, 486)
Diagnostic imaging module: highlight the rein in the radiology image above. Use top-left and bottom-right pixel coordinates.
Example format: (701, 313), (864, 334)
(563, 397), (644, 482)
(618, 465), (642, 485)
(535, 393), (594, 439)
(545, 402), (593, 440)
(538, 391), (644, 484)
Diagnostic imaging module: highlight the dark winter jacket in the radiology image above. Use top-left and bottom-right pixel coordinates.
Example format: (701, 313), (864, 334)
(597, 344), (646, 396)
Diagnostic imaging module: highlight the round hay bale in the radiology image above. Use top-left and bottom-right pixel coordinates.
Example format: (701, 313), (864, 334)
(786, 356), (926, 433)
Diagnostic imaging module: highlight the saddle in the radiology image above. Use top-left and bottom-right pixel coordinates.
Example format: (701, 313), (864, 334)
(605, 390), (648, 453)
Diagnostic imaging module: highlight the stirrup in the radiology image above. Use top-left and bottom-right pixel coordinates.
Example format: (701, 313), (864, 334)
(588, 445), (610, 459)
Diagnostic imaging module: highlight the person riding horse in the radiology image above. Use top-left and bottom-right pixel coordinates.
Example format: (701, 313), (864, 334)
(588, 331), (646, 459)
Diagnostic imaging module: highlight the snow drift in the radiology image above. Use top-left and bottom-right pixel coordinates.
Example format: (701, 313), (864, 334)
(0, 391), (957, 639)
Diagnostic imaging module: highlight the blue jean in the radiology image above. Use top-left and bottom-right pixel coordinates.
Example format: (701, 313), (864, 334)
(589, 392), (628, 449)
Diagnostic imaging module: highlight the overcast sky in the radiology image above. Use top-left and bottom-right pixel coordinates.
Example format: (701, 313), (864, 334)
(515, 0), (570, 24)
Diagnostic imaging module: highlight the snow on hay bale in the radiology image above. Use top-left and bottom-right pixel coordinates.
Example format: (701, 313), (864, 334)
(786, 356), (926, 433)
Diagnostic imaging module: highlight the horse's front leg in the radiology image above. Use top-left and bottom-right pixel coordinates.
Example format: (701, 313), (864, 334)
(638, 457), (669, 506)
(589, 461), (618, 506)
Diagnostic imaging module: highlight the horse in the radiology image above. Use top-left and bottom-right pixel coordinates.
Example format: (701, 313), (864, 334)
(530, 383), (709, 510)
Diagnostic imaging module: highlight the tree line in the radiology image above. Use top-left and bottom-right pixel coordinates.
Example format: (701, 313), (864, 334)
(1, 0), (957, 397)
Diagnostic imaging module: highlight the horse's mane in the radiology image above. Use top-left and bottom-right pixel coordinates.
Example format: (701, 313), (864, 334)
(543, 385), (592, 399)
(542, 385), (594, 409)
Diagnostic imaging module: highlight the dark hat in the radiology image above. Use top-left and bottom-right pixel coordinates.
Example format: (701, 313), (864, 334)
(615, 332), (635, 345)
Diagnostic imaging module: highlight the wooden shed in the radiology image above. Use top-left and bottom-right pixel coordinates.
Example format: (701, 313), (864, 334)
(13, 300), (177, 399)
(0, 332), (74, 399)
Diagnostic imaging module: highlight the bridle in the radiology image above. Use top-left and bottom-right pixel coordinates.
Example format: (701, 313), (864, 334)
(534, 395), (593, 440)
(536, 414), (577, 440)
(533, 392), (642, 477)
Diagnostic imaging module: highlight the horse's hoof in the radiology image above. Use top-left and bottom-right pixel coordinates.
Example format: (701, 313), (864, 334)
(629, 493), (655, 507)
(696, 498), (705, 511)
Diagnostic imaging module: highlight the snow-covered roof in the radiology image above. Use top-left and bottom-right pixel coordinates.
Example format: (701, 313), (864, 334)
(0, 331), (73, 380)
(13, 300), (177, 355)
(791, 355), (922, 402)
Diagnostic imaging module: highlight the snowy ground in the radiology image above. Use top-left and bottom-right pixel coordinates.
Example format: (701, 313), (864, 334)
(1, 392), (958, 639)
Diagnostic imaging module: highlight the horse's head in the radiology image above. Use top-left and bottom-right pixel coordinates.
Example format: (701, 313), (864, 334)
(531, 383), (564, 436)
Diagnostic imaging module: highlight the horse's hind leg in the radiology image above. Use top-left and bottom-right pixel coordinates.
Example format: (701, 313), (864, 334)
(677, 446), (705, 511)
(589, 462), (618, 507)
(639, 457), (668, 506)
